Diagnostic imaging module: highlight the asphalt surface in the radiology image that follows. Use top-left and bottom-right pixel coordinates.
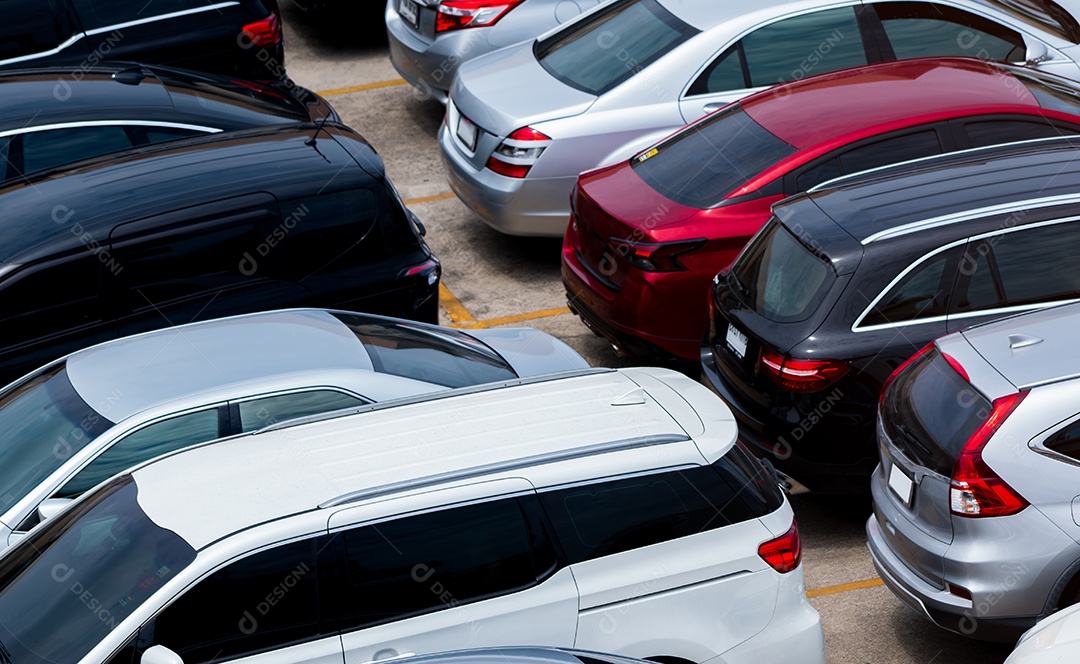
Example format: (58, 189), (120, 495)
(279, 6), (1015, 662)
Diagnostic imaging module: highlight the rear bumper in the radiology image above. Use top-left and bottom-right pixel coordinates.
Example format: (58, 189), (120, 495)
(385, 3), (473, 104)
(438, 122), (574, 237)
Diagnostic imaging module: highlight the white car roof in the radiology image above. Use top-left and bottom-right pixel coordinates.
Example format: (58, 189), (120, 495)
(132, 367), (737, 549)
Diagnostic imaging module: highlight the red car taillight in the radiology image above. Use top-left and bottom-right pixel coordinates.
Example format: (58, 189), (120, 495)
(486, 126), (551, 179)
(242, 12), (282, 48)
(436, 0), (525, 32)
(879, 342), (935, 407)
(607, 238), (705, 272)
(760, 351), (849, 392)
(950, 391), (1030, 518)
(758, 522), (801, 574)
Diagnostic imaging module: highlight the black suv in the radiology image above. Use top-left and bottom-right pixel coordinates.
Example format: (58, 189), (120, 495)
(0, 0), (285, 80)
(0, 123), (440, 384)
(701, 136), (1080, 494)
(0, 63), (335, 183)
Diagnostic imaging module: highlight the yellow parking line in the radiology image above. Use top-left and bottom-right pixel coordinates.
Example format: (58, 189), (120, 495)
(439, 283), (476, 326)
(806, 578), (884, 599)
(404, 192), (457, 206)
(465, 307), (573, 329)
(316, 79), (407, 97)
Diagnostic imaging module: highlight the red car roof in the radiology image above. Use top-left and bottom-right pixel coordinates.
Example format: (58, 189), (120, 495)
(742, 57), (1041, 149)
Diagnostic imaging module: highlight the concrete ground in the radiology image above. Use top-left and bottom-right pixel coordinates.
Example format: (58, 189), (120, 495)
(279, 5), (1015, 662)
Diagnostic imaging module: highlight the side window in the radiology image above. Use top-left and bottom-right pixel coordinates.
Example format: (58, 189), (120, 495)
(238, 390), (366, 433)
(19, 126), (135, 175)
(687, 45), (747, 96)
(739, 8), (868, 88)
(333, 497), (544, 630)
(56, 408), (223, 499)
(0, 0), (74, 61)
(794, 158), (842, 192)
(837, 130), (943, 175)
(962, 119), (1079, 149)
(0, 255), (102, 350)
(0, 136), (10, 180)
(73, 0), (214, 26)
(953, 240), (1004, 312)
(1044, 419), (1080, 461)
(861, 248), (960, 327)
(150, 538), (322, 663)
(873, 2), (1026, 61)
(987, 221), (1080, 305)
(538, 465), (754, 564)
(132, 126), (206, 146)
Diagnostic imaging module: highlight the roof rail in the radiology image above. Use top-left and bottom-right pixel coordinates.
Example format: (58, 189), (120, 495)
(318, 433), (692, 509)
(254, 368), (616, 435)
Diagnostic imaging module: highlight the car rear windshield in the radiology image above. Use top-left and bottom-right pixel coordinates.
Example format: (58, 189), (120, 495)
(881, 349), (992, 475)
(1008, 64), (1080, 116)
(0, 363), (112, 513)
(730, 219), (837, 323)
(534, 0), (697, 96)
(631, 104), (796, 208)
(981, 0), (1080, 43)
(331, 313), (517, 388)
(0, 475), (196, 664)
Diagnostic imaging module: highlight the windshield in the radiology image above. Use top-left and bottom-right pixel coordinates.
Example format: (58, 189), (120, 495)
(632, 104), (796, 208)
(731, 220), (837, 323)
(331, 313), (517, 388)
(981, 0), (1080, 43)
(0, 475), (196, 663)
(0, 363), (112, 516)
(882, 349), (992, 475)
(535, 0), (697, 96)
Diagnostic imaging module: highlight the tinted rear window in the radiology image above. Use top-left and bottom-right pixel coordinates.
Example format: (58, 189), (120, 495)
(882, 349), (991, 475)
(331, 313), (517, 388)
(535, 0), (697, 96)
(1011, 64), (1080, 115)
(631, 104), (796, 208)
(731, 220), (837, 323)
(981, 0), (1080, 42)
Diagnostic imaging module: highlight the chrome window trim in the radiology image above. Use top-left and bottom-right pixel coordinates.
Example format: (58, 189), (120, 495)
(0, 120), (222, 140)
(852, 214), (1080, 332)
(0, 1), (242, 67)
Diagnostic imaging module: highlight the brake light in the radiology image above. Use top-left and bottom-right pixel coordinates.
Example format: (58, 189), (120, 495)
(607, 238), (705, 272)
(436, 0), (526, 32)
(758, 522), (801, 574)
(760, 351), (849, 392)
(950, 392), (1030, 518)
(242, 12), (282, 48)
(486, 126), (551, 179)
(402, 258), (441, 286)
(942, 352), (969, 383)
(879, 342), (934, 407)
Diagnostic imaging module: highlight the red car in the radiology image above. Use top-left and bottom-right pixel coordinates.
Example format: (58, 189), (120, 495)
(563, 57), (1080, 361)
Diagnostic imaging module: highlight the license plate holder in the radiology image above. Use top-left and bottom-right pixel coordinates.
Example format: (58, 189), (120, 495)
(398, 0), (420, 29)
(456, 114), (478, 152)
(725, 323), (748, 360)
(888, 463), (915, 507)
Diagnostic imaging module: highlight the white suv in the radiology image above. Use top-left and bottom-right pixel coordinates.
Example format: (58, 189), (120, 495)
(0, 368), (825, 664)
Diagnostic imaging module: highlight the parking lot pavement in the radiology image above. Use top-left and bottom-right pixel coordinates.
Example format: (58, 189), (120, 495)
(281, 7), (1014, 661)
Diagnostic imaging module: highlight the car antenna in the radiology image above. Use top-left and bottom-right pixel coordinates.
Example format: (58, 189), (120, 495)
(305, 114), (333, 164)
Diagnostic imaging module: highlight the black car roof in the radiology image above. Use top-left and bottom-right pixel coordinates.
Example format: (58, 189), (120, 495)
(795, 136), (1080, 244)
(0, 124), (380, 266)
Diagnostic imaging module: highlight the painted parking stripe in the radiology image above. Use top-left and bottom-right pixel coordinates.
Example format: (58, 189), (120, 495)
(439, 284), (477, 326)
(317, 79), (408, 97)
(806, 578), (885, 599)
(404, 192), (457, 206)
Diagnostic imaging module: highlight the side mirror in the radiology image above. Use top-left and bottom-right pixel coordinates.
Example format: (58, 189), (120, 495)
(1026, 40), (1051, 66)
(38, 497), (74, 521)
(142, 645), (184, 664)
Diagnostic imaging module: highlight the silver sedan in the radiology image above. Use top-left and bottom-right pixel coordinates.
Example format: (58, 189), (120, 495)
(386, 0), (603, 104)
(440, 0), (1080, 237)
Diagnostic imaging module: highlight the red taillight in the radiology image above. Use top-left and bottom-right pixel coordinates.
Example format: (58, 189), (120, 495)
(950, 392), (1030, 518)
(242, 12), (282, 48)
(942, 352), (969, 383)
(758, 522), (801, 574)
(879, 342), (935, 407)
(486, 126), (551, 179)
(436, 0), (526, 32)
(607, 238), (705, 272)
(760, 351), (849, 392)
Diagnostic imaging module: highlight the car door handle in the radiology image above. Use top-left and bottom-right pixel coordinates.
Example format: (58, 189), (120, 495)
(362, 652), (417, 664)
(703, 102), (726, 113)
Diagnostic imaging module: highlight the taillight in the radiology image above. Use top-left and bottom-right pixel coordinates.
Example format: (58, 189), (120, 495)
(607, 238), (705, 272)
(758, 522), (801, 574)
(402, 258), (441, 286)
(950, 391), (1030, 518)
(486, 126), (551, 179)
(760, 351), (849, 392)
(879, 342), (934, 407)
(436, 0), (526, 32)
(242, 12), (282, 48)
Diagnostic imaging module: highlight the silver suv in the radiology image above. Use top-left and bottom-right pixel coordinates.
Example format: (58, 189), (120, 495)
(868, 301), (1080, 642)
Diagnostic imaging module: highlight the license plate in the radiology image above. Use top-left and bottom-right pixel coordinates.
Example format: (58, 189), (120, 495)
(398, 0), (419, 28)
(888, 463), (914, 507)
(456, 114), (478, 152)
(725, 323), (748, 360)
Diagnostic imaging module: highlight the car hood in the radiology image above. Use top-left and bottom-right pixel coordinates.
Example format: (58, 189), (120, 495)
(464, 328), (590, 377)
(1008, 603), (1080, 662)
(451, 40), (596, 137)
